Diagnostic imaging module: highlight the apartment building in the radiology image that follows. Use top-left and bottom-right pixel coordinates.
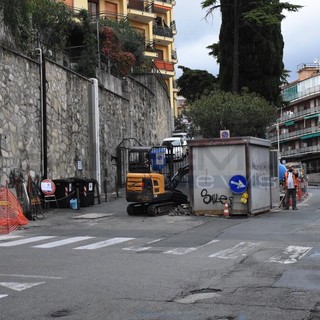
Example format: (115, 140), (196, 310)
(268, 64), (320, 184)
(62, 0), (178, 116)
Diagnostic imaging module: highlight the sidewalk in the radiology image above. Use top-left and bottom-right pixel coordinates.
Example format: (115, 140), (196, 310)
(23, 189), (129, 229)
(24, 184), (192, 229)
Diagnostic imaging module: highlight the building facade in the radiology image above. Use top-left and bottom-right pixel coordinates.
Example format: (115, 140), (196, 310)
(268, 64), (320, 184)
(62, 0), (178, 117)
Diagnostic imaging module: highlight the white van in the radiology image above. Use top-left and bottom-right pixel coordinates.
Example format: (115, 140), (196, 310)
(172, 132), (189, 154)
(161, 137), (186, 161)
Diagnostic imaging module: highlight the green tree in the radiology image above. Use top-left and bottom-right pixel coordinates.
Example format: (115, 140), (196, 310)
(72, 10), (97, 78)
(0, 0), (32, 40)
(100, 26), (136, 76)
(0, 0), (73, 52)
(201, 0), (301, 105)
(99, 19), (145, 66)
(187, 89), (276, 138)
(176, 66), (218, 102)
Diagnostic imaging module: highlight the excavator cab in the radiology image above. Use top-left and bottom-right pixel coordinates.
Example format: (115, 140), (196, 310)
(128, 146), (152, 173)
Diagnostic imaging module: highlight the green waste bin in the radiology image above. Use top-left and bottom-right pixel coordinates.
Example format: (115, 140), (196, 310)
(68, 178), (95, 207)
(52, 179), (74, 208)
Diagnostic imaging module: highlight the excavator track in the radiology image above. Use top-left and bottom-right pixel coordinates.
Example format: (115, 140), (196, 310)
(127, 202), (176, 216)
(147, 202), (176, 216)
(127, 190), (189, 216)
(127, 203), (149, 215)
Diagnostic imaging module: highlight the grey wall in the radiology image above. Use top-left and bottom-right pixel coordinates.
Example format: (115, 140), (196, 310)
(0, 46), (173, 191)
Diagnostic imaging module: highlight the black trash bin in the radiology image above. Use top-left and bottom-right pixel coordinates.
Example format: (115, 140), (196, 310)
(52, 179), (75, 208)
(69, 178), (96, 207)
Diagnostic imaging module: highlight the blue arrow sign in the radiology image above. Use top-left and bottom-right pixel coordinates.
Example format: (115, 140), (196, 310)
(229, 175), (247, 194)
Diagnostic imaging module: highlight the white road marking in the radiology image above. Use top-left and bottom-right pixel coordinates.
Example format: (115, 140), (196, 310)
(32, 236), (95, 248)
(122, 238), (164, 252)
(0, 294), (8, 299)
(146, 238), (163, 244)
(164, 247), (198, 255)
(0, 274), (63, 279)
(123, 246), (152, 252)
(0, 236), (56, 247)
(0, 282), (45, 291)
(209, 241), (259, 259)
(268, 245), (312, 264)
(0, 235), (22, 241)
(74, 237), (135, 250)
(164, 240), (220, 255)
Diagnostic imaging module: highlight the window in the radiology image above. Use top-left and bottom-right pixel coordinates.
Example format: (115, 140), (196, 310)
(105, 1), (117, 20)
(88, 0), (99, 16)
(129, 0), (144, 11)
(156, 49), (163, 60)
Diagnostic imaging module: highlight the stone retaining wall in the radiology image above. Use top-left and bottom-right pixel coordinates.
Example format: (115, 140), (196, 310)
(0, 46), (172, 192)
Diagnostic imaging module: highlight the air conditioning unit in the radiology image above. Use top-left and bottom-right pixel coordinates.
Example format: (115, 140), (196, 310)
(220, 130), (230, 139)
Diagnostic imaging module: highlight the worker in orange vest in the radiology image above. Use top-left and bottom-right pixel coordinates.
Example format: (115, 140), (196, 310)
(283, 164), (299, 210)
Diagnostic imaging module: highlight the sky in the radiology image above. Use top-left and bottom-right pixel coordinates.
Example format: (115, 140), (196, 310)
(174, 0), (320, 82)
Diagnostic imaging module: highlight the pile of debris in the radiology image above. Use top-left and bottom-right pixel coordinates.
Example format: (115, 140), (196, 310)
(169, 203), (192, 216)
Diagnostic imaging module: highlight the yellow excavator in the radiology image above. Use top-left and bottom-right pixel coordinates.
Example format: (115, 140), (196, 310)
(126, 146), (189, 216)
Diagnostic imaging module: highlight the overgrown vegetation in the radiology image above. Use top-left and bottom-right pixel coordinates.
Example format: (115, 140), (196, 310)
(99, 19), (145, 76)
(0, 0), (147, 78)
(0, 0), (73, 54)
(176, 66), (219, 102)
(176, 0), (301, 137)
(201, 0), (301, 105)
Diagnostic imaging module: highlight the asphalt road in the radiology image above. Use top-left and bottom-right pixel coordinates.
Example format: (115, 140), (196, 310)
(1, 186), (320, 320)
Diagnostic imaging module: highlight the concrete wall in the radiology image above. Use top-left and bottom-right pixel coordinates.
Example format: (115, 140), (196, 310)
(0, 46), (173, 192)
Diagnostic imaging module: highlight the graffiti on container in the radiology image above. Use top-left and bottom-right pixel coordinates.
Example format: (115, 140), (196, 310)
(200, 189), (233, 206)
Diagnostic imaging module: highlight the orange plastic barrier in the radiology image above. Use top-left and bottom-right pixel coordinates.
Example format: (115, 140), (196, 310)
(0, 186), (28, 234)
(297, 179), (302, 201)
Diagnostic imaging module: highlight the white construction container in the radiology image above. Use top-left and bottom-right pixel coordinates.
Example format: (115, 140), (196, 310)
(188, 137), (273, 216)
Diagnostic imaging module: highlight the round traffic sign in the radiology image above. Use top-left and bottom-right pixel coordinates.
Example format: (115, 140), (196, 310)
(41, 179), (56, 196)
(229, 175), (247, 194)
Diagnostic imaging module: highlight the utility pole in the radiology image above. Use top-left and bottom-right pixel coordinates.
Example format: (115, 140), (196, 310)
(36, 48), (48, 180)
(42, 50), (48, 180)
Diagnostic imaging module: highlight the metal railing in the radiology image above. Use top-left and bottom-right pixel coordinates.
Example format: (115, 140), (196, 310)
(279, 106), (320, 122)
(283, 83), (320, 102)
(281, 145), (320, 157)
(132, 60), (169, 96)
(269, 126), (320, 143)
(171, 49), (177, 60)
(153, 0), (175, 5)
(153, 25), (173, 38)
(144, 40), (156, 53)
(128, 0), (153, 12)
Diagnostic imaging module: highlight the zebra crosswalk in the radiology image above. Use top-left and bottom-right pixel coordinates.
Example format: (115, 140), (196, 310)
(0, 234), (313, 264)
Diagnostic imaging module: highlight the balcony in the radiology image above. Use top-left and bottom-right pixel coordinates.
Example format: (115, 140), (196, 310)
(127, 0), (156, 23)
(282, 78), (320, 102)
(171, 49), (177, 63)
(152, 0), (175, 14)
(269, 126), (320, 144)
(153, 25), (174, 45)
(154, 59), (174, 78)
(92, 11), (126, 22)
(281, 145), (320, 158)
(170, 20), (177, 35)
(144, 40), (158, 58)
(280, 106), (320, 123)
